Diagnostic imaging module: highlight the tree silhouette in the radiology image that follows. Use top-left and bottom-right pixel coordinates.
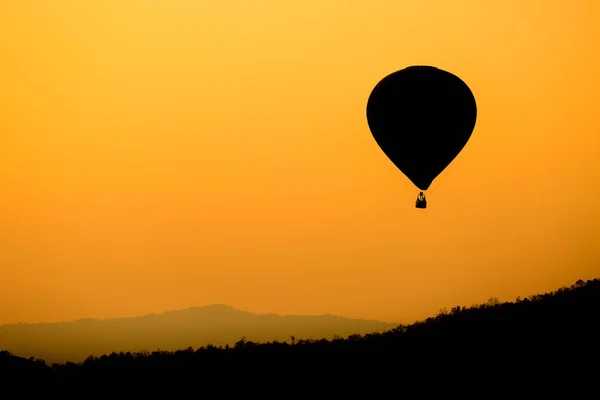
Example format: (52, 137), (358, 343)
(2, 278), (599, 395)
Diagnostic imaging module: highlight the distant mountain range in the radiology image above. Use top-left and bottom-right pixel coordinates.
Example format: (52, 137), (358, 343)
(0, 305), (398, 364)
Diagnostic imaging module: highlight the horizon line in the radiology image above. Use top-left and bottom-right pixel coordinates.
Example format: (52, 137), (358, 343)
(0, 304), (401, 327)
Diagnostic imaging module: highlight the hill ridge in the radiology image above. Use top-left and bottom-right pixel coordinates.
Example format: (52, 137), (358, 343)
(0, 303), (393, 327)
(0, 304), (397, 364)
(2, 277), (598, 394)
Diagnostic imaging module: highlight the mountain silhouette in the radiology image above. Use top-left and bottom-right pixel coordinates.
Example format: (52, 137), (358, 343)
(0, 304), (397, 364)
(2, 278), (598, 396)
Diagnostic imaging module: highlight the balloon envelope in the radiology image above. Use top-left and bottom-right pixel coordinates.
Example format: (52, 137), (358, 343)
(366, 66), (477, 191)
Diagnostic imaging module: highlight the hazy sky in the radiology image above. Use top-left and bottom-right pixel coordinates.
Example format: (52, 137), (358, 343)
(1, 1), (599, 325)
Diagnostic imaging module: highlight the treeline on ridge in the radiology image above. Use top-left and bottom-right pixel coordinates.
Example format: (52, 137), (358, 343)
(2, 278), (599, 391)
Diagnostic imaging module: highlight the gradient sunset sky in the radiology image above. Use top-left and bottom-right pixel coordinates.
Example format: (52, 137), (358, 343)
(1, 1), (599, 325)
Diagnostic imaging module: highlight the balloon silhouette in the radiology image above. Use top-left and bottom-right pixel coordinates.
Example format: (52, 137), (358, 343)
(366, 65), (477, 208)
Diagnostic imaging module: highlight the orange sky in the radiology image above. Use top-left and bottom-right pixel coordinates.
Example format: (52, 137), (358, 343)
(1, 1), (599, 325)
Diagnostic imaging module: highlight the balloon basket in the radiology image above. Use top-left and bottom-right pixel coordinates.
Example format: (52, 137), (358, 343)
(415, 192), (427, 209)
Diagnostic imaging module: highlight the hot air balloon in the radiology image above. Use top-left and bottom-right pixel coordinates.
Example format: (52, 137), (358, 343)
(366, 65), (477, 209)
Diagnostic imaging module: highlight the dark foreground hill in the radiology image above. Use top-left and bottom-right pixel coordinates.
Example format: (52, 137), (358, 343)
(2, 278), (599, 395)
(0, 304), (396, 365)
